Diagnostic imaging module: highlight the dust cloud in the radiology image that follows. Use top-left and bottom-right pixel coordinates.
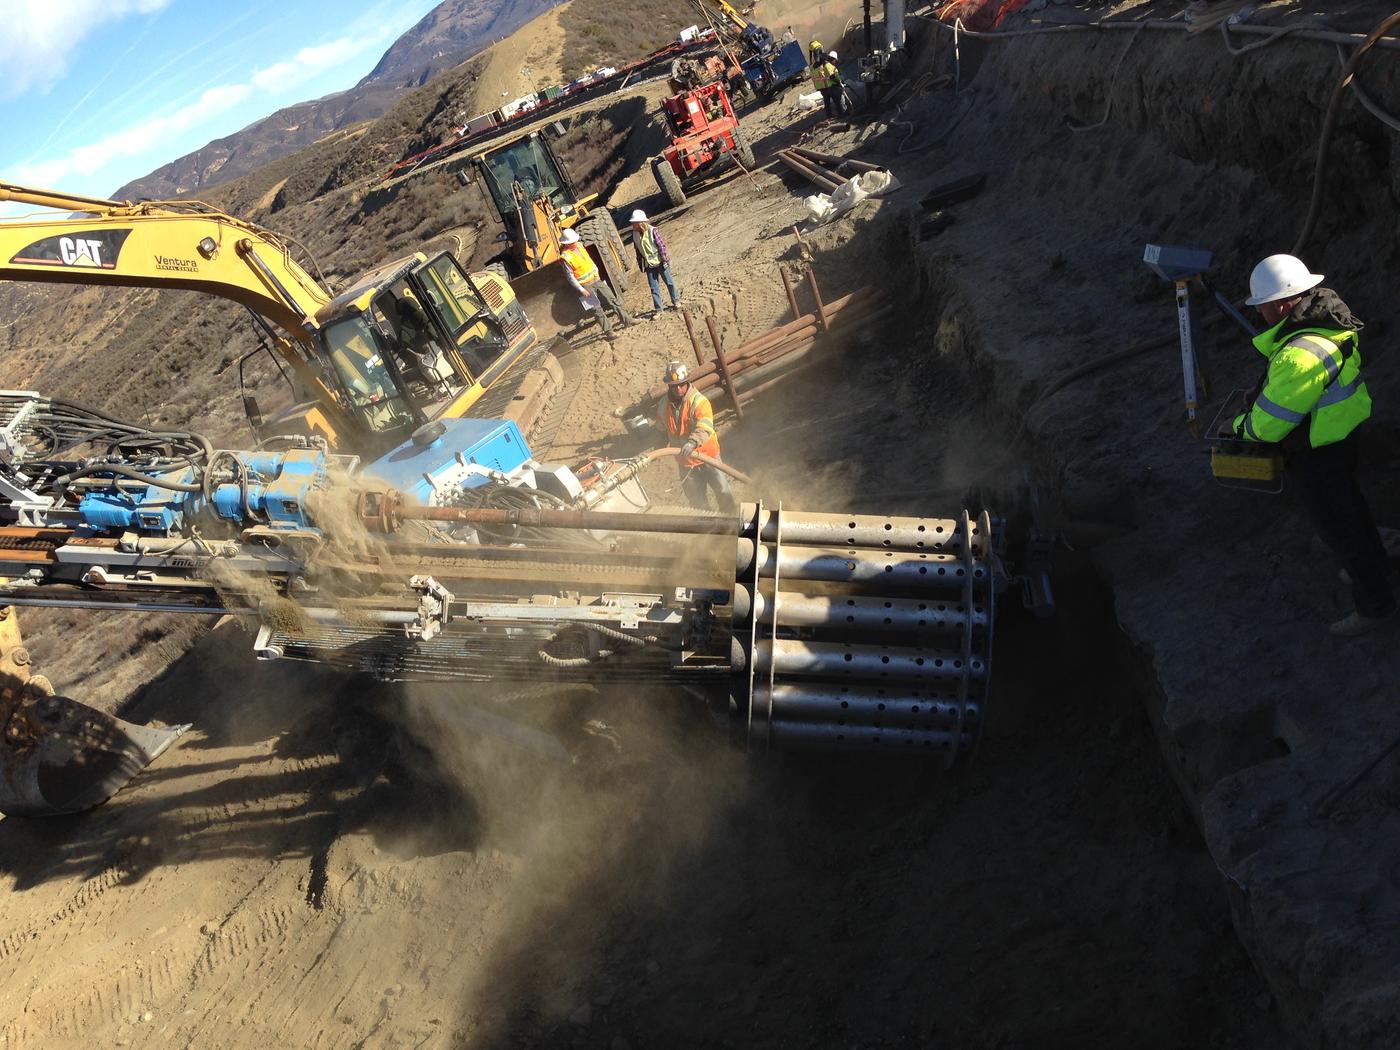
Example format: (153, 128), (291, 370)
(391, 676), (751, 1038)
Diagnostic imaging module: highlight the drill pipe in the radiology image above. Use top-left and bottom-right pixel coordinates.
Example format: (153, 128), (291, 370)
(735, 540), (993, 588)
(382, 504), (735, 536)
(768, 720), (971, 753)
(746, 507), (979, 553)
(763, 682), (981, 731)
(732, 587), (990, 633)
(749, 638), (988, 682)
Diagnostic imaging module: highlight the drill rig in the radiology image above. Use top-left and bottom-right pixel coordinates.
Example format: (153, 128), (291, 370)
(0, 392), (1011, 817)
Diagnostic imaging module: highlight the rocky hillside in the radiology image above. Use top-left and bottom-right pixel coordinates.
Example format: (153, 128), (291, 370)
(114, 0), (558, 201)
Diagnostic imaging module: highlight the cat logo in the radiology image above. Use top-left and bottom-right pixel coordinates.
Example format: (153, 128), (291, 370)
(10, 229), (132, 269)
(59, 237), (106, 267)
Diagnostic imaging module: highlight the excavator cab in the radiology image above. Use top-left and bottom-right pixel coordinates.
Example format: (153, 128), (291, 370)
(301, 251), (541, 456)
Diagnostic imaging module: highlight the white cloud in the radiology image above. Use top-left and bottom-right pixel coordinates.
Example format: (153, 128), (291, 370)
(9, 29), (390, 191)
(0, 0), (175, 99)
(250, 37), (366, 93)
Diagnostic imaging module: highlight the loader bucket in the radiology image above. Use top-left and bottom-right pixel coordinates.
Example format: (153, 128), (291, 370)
(0, 685), (188, 816)
(509, 261), (591, 343)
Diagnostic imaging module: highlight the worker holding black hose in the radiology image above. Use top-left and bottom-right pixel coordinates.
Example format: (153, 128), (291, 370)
(1224, 254), (1395, 636)
(657, 361), (737, 513)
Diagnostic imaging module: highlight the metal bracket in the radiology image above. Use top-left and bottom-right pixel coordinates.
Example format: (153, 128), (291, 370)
(406, 575), (454, 642)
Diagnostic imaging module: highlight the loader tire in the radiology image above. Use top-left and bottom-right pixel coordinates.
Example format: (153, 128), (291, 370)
(653, 157), (686, 209)
(576, 215), (629, 294)
(593, 207), (629, 272)
(483, 259), (512, 281)
(732, 125), (756, 169)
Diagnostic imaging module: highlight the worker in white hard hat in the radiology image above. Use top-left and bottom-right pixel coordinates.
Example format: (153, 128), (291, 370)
(630, 209), (680, 315)
(657, 360), (737, 513)
(559, 226), (632, 342)
(1224, 253), (1394, 635)
(815, 51), (848, 119)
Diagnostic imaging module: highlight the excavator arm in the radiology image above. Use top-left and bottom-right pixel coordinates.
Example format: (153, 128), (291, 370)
(0, 183), (332, 335)
(0, 182), (354, 441)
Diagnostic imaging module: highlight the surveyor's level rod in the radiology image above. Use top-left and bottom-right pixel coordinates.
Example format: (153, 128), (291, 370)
(1175, 278), (1199, 434)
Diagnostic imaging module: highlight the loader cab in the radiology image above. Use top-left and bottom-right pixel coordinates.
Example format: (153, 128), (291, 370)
(475, 133), (580, 225)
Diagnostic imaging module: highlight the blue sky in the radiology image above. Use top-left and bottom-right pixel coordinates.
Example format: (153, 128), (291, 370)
(0, 0), (443, 208)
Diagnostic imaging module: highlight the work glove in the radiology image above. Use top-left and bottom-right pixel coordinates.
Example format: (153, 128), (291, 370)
(680, 440), (698, 459)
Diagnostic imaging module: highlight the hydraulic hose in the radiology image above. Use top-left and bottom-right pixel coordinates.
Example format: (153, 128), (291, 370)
(642, 446), (755, 485)
(1292, 9), (1400, 255)
(58, 463), (204, 493)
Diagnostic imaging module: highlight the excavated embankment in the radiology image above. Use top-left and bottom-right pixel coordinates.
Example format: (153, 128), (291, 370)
(858, 14), (1400, 1047)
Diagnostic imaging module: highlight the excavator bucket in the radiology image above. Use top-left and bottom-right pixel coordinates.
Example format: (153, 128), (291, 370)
(0, 609), (188, 817)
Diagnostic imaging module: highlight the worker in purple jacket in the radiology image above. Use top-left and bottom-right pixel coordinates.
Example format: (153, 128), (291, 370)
(630, 209), (681, 315)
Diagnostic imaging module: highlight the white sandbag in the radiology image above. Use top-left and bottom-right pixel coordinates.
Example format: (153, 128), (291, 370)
(804, 168), (902, 225)
(805, 193), (837, 223)
(797, 91), (824, 111)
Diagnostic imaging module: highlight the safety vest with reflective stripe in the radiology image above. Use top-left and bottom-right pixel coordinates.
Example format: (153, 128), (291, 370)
(561, 243), (599, 285)
(810, 64), (830, 90)
(638, 227), (662, 269)
(1232, 323), (1371, 448)
(657, 388), (720, 467)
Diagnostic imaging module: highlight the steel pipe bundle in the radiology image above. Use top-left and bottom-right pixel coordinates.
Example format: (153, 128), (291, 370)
(616, 283), (889, 421)
(731, 503), (999, 761)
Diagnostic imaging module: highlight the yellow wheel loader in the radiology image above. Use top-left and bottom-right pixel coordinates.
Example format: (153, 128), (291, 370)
(466, 130), (632, 339)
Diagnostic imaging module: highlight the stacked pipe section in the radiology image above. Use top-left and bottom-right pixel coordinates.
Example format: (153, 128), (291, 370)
(731, 502), (997, 760)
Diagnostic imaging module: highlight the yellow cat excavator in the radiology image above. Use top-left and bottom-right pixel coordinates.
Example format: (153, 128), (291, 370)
(0, 183), (566, 459)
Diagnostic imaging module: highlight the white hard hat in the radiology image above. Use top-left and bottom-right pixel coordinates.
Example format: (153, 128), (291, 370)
(560, 227), (581, 246)
(828, 51), (838, 59)
(630, 209), (648, 223)
(1245, 254), (1324, 307)
(664, 360), (689, 385)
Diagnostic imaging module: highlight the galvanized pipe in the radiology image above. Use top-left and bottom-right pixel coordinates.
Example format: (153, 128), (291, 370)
(735, 539), (991, 589)
(733, 587), (989, 633)
(768, 720), (971, 753)
(751, 639), (988, 682)
(743, 506), (977, 554)
(765, 682), (980, 731)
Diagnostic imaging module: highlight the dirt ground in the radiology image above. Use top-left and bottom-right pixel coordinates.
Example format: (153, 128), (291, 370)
(0, 43), (1295, 1047)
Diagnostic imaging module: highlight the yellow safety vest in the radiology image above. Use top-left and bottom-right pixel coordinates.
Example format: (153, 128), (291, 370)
(1232, 323), (1371, 449)
(561, 243), (598, 285)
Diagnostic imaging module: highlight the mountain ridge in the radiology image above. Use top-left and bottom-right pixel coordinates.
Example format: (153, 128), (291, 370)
(113, 0), (557, 201)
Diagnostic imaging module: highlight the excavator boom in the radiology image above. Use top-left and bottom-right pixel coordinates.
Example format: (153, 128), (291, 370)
(0, 183), (331, 338)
